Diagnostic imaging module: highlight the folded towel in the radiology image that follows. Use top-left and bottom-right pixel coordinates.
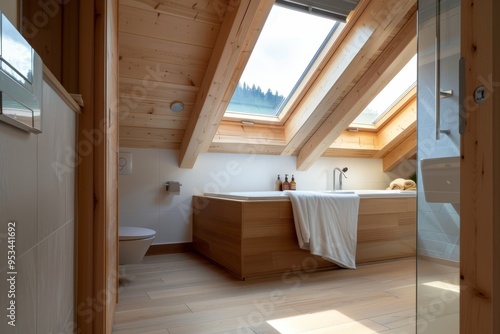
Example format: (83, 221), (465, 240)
(387, 178), (405, 190)
(404, 179), (416, 190)
(386, 178), (416, 190)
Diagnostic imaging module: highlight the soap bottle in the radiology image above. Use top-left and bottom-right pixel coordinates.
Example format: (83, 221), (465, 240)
(290, 175), (296, 190)
(275, 174), (282, 191)
(282, 174), (290, 191)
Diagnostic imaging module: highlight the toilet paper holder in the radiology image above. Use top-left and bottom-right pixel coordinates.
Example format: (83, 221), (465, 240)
(164, 181), (182, 192)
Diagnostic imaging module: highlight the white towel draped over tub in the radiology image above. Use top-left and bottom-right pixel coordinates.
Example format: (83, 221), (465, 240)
(286, 191), (360, 269)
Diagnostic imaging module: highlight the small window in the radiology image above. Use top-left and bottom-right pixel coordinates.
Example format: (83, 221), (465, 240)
(351, 55), (417, 127)
(225, 4), (338, 119)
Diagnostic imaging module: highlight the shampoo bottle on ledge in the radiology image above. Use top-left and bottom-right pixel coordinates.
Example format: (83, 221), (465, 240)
(275, 174), (282, 191)
(282, 174), (290, 191)
(290, 175), (296, 190)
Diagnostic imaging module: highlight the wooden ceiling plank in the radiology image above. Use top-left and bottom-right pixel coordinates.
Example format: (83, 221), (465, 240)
(120, 0), (227, 25)
(295, 9), (417, 170)
(382, 130), (417, 172)
(120, 139), (180, 150)
(119, 104), (193, 116)
(120, 126), (184, 142)
(120, 112), (189, 130)
(282, 0), (416, 159)
(119, 32), (212, 69)
(119, 57), (206, 88)
(209, 143), (284, 155)
(322, 148), (378, 158)
(178, 0), (275, 168)
(330, 131), (379, 151)
(119, 5), (220, 48)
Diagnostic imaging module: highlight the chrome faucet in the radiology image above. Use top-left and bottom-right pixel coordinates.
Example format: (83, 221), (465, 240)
(333, 167), (348, 190)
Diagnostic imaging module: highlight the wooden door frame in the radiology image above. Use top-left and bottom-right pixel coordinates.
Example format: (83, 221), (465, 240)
(76, 0), (119, 333)
(73, 0), (500, 332)
(461, 0), (500, 332)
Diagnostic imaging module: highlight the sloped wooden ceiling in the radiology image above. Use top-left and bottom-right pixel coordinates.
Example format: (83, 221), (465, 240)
(119, 0), (417, 170)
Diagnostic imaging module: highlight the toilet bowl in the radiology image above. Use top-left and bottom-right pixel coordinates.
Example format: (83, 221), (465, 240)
(119, 227), (156, 264)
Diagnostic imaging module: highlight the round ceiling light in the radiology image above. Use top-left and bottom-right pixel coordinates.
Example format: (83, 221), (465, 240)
(170, 101), (184, 112)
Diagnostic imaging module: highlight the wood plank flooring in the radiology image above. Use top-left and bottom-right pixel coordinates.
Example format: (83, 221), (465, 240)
(112, 253), (421, 333)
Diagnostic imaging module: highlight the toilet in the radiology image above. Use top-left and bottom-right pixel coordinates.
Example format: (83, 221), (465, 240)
(119, 227), (156, 264)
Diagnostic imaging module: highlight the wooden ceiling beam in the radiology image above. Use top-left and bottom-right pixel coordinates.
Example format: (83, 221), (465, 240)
(374, 94), (416, 158)
(283, 0), (416, 162)
(382, 129), (417, 172)
(178, 0), (274, 168)
(295, 8), (417, 170)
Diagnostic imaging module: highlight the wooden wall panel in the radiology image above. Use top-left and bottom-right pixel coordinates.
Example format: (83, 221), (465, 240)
(193, 196), (416, 279)
(21, 0), (78, 92)
(460, 0), (500, 332)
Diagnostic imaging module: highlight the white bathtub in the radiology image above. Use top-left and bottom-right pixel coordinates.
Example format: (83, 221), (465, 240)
(204, 189), (416, 200)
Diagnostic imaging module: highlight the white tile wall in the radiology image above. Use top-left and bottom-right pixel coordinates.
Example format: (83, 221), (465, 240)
(119, 147), (406, 245)
(0, 82), (76, 333)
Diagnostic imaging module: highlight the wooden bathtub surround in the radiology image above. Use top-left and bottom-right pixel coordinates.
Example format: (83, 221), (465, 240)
(193, 196), (416, 279)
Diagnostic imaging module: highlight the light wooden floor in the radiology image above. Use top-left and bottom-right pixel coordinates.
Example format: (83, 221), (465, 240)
(112, 253), (421, 334)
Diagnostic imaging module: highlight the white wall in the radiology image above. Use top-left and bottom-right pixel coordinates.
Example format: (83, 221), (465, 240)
(119, 148), (410, 245)
(0, 81), (76, 333)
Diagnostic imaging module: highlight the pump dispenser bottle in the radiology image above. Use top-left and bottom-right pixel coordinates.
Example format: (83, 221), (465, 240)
(290, 175), (296, 190)
(275, 174), (282, 191)
(282, 174), (290, 191)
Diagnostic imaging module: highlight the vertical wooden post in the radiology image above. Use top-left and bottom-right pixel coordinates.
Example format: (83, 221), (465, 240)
(460, 0), (500, 332)
(76, 0), (95, 332)
(77, 0), (119, 332)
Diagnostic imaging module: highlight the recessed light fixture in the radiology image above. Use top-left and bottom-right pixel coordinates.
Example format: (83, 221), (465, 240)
(170, 101), (184, 112)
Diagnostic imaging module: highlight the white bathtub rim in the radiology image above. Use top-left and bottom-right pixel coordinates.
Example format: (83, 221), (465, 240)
(204, 189), (416, 200)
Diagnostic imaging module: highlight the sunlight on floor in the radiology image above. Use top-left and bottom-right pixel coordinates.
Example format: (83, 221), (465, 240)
(267, 309), (385, 334)
(423, 280), (459, 293)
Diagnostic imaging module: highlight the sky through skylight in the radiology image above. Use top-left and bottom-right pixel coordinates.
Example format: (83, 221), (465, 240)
(226, 5), (336, 117)
(352, 55), (417, 125)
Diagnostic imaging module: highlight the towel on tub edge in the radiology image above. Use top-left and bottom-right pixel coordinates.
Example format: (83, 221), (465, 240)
(286, 191), (360, 269)
(387, 178), (416, 190)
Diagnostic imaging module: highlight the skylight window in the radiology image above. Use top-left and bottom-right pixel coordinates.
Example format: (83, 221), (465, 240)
(226, 4), (337, 118)
(352, 55), (417, 126)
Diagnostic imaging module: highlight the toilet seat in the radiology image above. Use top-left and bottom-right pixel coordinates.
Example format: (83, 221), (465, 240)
(119, 227), (156, 241)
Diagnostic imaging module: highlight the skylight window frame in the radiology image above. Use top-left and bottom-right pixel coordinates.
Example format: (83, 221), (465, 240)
(348, 85), (417, 132)
(349, 54), (417, 130)
(223, 4), (346, 125)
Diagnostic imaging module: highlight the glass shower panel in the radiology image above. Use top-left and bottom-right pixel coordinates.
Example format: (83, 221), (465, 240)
(417, 0), (460, 333)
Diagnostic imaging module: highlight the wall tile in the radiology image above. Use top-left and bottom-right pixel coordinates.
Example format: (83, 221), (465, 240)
(0, 80), (76, 334)
(0, 250), (37, 334)
(37, 226), (72, 333)
(38, 88), (68, 241)
(0, 122), (38, 259)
